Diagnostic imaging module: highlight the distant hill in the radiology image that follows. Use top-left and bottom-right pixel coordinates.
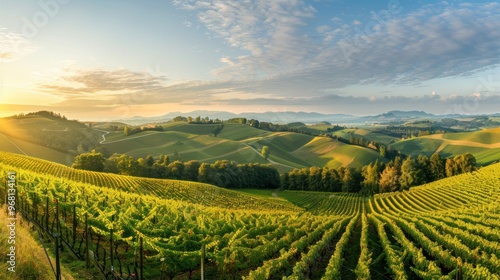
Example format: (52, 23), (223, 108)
(115, 109), (500, 127)
(0, 111), (103, 164)
(115, 110), (355, 125)
(101, 122), (387, 172)
(389, 128), (500, 165)
(2, 111), (500, 171)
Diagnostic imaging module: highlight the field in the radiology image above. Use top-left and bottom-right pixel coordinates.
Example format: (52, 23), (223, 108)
(1, 151), (500, 279)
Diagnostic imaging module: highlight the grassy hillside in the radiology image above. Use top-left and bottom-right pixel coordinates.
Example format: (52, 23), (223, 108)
(0, 132), (72, 165)
(442, 127), (500, 144)
(101, 123), (388, 171)
(0, 113), (102, 164)
(390, 129), (500, 165)
(326, 127), (399, 145)
(292, 136), (387, 168)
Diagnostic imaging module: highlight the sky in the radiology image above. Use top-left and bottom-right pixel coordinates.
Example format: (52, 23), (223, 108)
(1, 0), (500, 120)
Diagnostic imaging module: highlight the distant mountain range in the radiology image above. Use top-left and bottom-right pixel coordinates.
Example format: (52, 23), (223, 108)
(115, 110), (499, 125)
(117, 110), (355, 125)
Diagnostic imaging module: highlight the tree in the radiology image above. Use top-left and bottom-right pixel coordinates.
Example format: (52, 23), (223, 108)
(261, 145), (270, 159)
(157, 154), (170, 166)
(104, 154), (121, 173)
(399, 157), (423, 190)
(379, 145), (387, 158)
(430, 153), (446, 180)
(183, 160), (201, 181)
(361, 161), (383, 195)
(72, 150), (105, 172)
(124, 126), (130, 136)
(168, 161), (185, 179)
(281, 172), (290, 189)
(416, 155), (431, 184)
(445, 158), (459, 177)
(455, 153), (476, 173)
(308, 167), (322, 191)
(173, 116), (188, 122)
(342, 168), (354, 192)
(145, 155), (155, 167)
(328, 169), (343, 192)
(379, 166), (399, 193)
(250, 119), (260, 128)
(198, 163), (214, 184)
(136, 158), (149, 177)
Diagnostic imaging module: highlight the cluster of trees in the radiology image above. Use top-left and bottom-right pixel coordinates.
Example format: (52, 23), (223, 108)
(325, 125), (346, 132)
(281, 166), (363, 193)
(25, 110), (69, 121)
(173, 116), (223, 124)
(73, 152), (280, 189)
(72, 150), (106, 171)
(124, 125), (164, 136)
(281, 153), (477, 194)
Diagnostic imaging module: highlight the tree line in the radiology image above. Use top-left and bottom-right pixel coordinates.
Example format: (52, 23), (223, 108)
(124, 125), (164, 136)
(73, 152), (280, 189)
(281, 153), (477, 194)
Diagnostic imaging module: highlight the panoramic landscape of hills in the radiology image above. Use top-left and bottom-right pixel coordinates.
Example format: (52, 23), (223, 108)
(2, 0), (500, 279)
(1, 109), (500, 279)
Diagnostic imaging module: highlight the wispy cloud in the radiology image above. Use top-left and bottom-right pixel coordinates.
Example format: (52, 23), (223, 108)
(174, 0), (318, 79)
(0, 27), (37, 62)
(39, 67), (168, 97)
(175, 1), (500, 93)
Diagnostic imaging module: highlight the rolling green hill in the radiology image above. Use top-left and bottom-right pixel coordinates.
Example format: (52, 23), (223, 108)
(0, 113), (104, 164)
(3, 113), (500, 174)
(442, 127), (500, 144)
(292, 136), (386, 168)
(0, 132), (71, 165)
(101, 123), (387, 172)
(390, 129), (500, 165)
(324, 127), (400, 145)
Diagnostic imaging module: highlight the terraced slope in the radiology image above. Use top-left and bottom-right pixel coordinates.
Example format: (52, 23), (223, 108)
(0, 151), (298, 212)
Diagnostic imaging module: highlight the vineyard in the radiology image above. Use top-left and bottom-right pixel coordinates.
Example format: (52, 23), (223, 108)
(1, 151), (500, 279)
(0, 151), (298, 213)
